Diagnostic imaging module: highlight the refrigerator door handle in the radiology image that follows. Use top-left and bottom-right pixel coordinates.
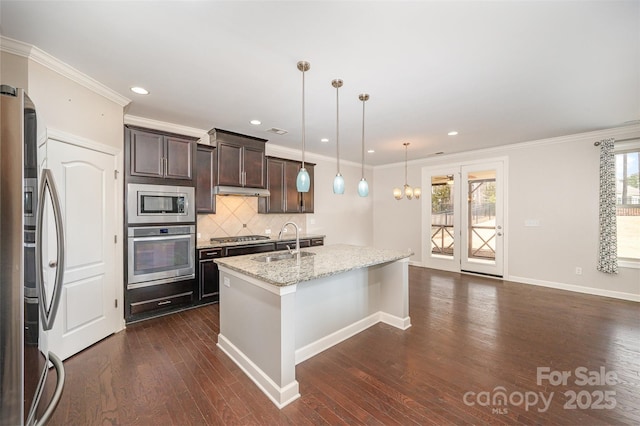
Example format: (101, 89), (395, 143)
(35, 168), (65, 331)
(35, 352), (66, 426)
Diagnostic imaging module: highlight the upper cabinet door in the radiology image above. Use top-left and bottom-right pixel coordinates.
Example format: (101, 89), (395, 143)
(127, 127), (195, 183)
(195, 144), (216, 213)
(217, 142), (243, 186)
(129, 129), (164, 178)
(284, 161), (301, 213)
(165, 136), (193, 180)
(243, 146), (265, 188)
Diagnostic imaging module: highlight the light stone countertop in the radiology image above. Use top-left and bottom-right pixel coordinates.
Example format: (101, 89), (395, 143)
(214, 244), (413, 287)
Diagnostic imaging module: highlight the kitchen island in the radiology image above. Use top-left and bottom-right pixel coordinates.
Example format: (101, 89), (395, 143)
(215, 244), (412, 408)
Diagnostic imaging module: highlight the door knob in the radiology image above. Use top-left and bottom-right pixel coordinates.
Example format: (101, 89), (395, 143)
(49, 260), (57, 268)
(497, 232), (503, 237)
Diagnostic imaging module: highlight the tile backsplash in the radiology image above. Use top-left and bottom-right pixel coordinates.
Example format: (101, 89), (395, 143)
(197, 196), (306, 242)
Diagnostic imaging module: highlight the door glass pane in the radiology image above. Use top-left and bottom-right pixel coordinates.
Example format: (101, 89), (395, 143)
(467, 170), (496, 261)
(431, 175), (454, 257)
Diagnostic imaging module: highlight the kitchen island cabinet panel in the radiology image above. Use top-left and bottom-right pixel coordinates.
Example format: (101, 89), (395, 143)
(215, 244), (411, 407)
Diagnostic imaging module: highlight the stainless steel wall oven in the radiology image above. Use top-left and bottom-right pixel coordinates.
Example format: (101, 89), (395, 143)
(127, 225), (195, 289)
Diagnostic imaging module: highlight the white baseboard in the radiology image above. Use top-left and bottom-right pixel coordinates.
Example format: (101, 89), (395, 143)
(508, 275), (640, 302)
(294, 311), (412, 365)
(380, 312), (412, 330)
(217, 334), (300, 408)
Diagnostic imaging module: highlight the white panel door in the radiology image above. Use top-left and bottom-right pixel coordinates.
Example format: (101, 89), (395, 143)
(45, 139), (119, 361)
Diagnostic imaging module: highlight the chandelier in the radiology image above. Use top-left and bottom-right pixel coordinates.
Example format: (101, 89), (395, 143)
(393, 143), (421, 200)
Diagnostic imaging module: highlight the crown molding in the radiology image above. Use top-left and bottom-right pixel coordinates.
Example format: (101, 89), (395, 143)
(266, 143), (368, 169)
(124, 115), (208, 140)
(376, 123), (640, 170)
(0, 36), (130, 107)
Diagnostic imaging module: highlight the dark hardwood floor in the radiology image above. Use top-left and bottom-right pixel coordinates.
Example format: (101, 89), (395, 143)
(46, 267), (640, 425)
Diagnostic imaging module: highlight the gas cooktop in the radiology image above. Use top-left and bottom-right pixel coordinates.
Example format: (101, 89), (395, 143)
(210, 235), (271, 244)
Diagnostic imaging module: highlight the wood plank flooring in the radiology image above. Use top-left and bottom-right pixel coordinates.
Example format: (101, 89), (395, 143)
(45, 267), (640, 425)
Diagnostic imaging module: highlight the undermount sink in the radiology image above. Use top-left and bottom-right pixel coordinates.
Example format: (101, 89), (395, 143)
(252, 251), (315, 263)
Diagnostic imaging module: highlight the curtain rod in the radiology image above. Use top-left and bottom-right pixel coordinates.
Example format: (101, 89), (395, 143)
(594, 137), (638, 146)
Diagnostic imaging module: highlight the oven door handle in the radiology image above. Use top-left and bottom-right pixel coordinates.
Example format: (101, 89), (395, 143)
(130, 234), (193, 243)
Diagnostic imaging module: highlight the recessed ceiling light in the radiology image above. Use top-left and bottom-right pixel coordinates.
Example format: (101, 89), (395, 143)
(448, 131), (458, 136)
(321, 138), (329, 143)
(367, 149), (375, 154)
(130, 86), (149, 95)
(250, 120), (261, 125)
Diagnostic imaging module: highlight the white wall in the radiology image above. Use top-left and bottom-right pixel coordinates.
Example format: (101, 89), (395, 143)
(373, 125), (640, 301)
(27, 61), (124, 149)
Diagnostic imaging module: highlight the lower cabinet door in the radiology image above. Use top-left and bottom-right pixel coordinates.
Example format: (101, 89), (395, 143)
(199, 259), (219, 301)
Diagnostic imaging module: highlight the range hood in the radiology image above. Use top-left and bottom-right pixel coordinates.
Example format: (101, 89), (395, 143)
(213, 185), (270, 197)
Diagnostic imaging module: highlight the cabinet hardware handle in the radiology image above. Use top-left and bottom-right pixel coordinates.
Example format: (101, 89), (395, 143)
(157, 300), (172, 306)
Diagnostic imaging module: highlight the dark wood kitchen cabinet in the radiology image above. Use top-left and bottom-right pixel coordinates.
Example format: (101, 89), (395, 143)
(209, 128), (266, 188)
(259, 156), (314, 214)
(126, 279), (195, 323)
(195, 144), (216, 213)
(197, 248), (221, 303)
(126, 126), (196, 183)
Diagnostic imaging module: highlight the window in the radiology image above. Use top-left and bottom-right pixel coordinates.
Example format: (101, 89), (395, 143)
(615, 142), (640, 263)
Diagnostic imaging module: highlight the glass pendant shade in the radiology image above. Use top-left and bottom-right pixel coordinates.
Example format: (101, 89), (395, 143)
(413, 187), (422, 199)
(297, 60), (311, 193)
(358, 178), (369, 197)
(405, 184), (414, 200)
(333, 173), (345, 194)
(393, 187), (402, 200)
(296, 167), (310, 192)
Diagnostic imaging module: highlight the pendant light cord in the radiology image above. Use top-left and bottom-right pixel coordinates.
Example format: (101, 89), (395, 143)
(404, 143), (408, 186)
(361, 98), (365, 178)
(301, 66), (306, 168)
(336, 84), (340, 174)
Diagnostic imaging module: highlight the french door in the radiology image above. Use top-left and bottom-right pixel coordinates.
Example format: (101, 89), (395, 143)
(423, 160), (505, 277)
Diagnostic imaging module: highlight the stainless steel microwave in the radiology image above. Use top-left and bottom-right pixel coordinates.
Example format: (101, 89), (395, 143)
(127, 183), (195, 224)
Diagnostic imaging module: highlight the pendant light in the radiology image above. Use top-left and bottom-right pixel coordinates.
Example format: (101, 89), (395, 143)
(296, 60), (311, 192)
(357, 93), (370, 197)
(332, 79), (345, 194)
(393, 142), (421, 200)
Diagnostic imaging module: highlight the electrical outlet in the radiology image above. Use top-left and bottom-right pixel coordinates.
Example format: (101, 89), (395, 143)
(265, 229), (271, 235)
(575, 267), (582, 275)
(197, 232), (201, 239)
(223, 277), (230, 287)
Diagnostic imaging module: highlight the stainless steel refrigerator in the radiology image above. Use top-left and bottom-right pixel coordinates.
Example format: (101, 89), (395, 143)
(1, 85), (66, 425)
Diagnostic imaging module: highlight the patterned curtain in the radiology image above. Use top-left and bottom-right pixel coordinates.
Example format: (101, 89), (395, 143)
(597, 138), (617, 274)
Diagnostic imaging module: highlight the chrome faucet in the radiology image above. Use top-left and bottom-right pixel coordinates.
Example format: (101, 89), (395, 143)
(278, 221), (299, 256)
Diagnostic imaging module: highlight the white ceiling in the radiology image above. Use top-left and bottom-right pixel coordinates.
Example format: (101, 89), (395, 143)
(1, 1), (638, 166)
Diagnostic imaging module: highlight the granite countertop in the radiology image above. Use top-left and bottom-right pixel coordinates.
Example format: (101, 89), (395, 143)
(196, 234), (326, 250)
(215, 244), (413, 287)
